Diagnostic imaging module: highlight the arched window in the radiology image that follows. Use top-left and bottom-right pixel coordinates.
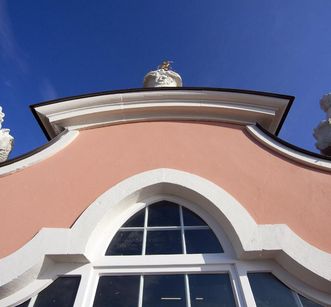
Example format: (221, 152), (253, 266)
(10, 199), (327, 307)
(91, 201), (234, 306)
(106, 201), (223, 256)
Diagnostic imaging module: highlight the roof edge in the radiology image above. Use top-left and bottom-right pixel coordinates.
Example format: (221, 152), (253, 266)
(0, 130), (79, 176)
(247, 124), (331, 171)
(30, 87), (294, 140)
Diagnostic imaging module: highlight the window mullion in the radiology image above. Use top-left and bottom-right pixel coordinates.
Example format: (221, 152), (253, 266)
(73, 267), (95, 307)
(179, 206), (187, 254)
(235, 263), (256, 307)
(121, 227), (144, 231)
(184, 274), (191, 307)
(138, 275), (144, 307)
(28, 295), (37, 307)
(142, 207), (148, 255)
(292, 291), (304, 307)
(146, 226), (182, 230)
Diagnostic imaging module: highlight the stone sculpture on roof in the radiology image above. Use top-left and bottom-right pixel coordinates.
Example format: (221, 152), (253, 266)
(0, 106), (14, 162)
(143, 60), (183, 88)
(314, 93), (331, 155)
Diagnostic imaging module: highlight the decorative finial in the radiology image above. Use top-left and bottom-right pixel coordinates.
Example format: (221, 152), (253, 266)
(143, 61), (182, 88)
(314, 93), (331, 155)
(158, 60), (173, 71)
(0, 106), (14, 162)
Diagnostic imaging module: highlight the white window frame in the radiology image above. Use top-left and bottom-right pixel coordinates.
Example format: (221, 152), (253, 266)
(77, 194), (245, 307)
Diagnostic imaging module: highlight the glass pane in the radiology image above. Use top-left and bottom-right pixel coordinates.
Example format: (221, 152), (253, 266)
(148, 201), (180, 226)
(143, 275), (186, 307)
(16, 300), (30, 307)
(93, 276), (140, 307)
(106, 231), (143, 255)
(34, 276), (81, 307)
(146, 230), (182, 254)
(123, 209), (145, 227)
(189, 274), (236, 307)
(248, 273), (298, 307)
(185, 229), (223, 253)
(182, 207), (207, 226)
(299, 294), (324, 307)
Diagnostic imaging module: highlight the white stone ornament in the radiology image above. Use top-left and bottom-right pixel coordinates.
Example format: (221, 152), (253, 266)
(143, 61), (182, 88)
(0, 106), (4, 129)
(0, 106), (14, 162)
(320, 93), (331, 122)
(314, 93), (331, 155)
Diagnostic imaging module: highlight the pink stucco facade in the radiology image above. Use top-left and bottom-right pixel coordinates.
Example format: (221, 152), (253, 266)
(0, 121), (330, 258)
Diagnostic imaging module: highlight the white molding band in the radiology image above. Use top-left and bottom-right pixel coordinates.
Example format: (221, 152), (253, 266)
(246, 125), (331, 171)
(33, 90), (290, 138)
(0, 130), (79, 177)
(0, 169), (330, 302)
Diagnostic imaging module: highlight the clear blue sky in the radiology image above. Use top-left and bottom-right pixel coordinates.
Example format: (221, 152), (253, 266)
(1, 0), (331, 157)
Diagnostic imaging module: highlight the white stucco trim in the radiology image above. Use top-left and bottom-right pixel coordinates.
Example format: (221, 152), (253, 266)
(0, 130), (79, 177)
(247, 125), (331, 171)
(0, 168), (330, 303)
(33, 90), (290, 138)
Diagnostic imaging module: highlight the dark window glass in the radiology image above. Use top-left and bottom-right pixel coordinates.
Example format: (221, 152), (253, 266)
(34, 276), (81, 307)
(189, 274), (236, 307)
(106, 231), (143, 255)
(248, 273), (298, 307)
(106, 202), (224, 256)
(93, 276), (140, 307)
(299, 295), (324, 307)
(185, 229), (223, 254)
(146, 230), (182, 254)
(123, 209), (145, 227)
(148, 201), (180, 226)
(16, 300), (30, 307)
(143, 275), (186, 307)
(182, 207), (207, 226)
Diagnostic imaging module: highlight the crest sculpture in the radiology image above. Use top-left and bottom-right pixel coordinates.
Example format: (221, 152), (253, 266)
(314, 93), (331, 155)
(143, 61), (183, 88)
(0, 106), (14, 162)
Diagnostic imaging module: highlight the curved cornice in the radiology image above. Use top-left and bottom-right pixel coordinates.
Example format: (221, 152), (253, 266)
(0, 169), (330, 304)
(30, 88), (293, 140)
(247, 125), (331, 171)
(0, 130), (79, 176)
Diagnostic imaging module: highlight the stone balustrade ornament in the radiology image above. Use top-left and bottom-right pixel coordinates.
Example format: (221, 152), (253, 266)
(314, 93), (331, 155)
(0, 106), (14, 162)
(143, 61), (182, 88)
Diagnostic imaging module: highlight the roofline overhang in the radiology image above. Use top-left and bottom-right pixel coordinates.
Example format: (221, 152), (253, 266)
(30, 87), (294, 141)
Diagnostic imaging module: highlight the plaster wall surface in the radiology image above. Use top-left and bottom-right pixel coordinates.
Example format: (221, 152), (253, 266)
(0, 121), (330, 258)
